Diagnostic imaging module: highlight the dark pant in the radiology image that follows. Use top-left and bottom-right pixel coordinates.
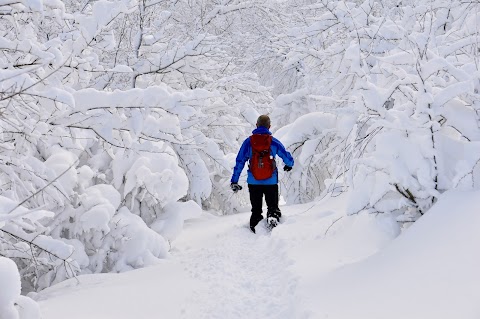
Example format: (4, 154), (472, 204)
(248, 184), (281, 227)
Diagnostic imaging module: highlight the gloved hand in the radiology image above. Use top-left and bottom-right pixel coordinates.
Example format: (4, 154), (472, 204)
(283, 165), (293, 172)
(230, 183), (243, 193)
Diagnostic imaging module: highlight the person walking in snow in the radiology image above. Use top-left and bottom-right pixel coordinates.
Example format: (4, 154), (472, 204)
(230, 115), (294, 233)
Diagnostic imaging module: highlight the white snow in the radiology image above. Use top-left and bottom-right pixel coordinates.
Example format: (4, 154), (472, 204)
(150, 200), (202, 243)
(0, 257), (40, 319)
(0, 257), (21, 318)
(77, 184), (120, 232)
(35, 261), (196, 319)
(107, 65), (133, 73)
(303, 190), (480, 319)
(35, 190), (480, 319)
(1, 0), (480, 317)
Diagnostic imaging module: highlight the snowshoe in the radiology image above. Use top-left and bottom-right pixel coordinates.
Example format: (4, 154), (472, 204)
(266, 209), (281, 231)
(266, 216), (278, 230)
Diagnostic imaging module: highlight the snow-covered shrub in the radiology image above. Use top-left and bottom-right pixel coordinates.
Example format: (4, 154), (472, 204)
(0, 0), (255, 283)
(0, 0), (249, 291)
(151, 200), (202, 245)
(276, 112), (340, 203)
(0, 195), (81, 292)
(95, 206), (168, 272)
(4, 0), (478, 299)
(266, 0), (480, 222)
(343, 0), (480, 220)
(0, 257), (40, 319)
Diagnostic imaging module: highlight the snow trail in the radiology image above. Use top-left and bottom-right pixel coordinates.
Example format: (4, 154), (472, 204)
(37, 194), (407, 319)
(37, 191), (480, 319)
(177, 220), (301, 319)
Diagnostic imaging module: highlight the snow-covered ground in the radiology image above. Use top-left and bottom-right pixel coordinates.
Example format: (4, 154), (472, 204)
(36, 190), (480, 319)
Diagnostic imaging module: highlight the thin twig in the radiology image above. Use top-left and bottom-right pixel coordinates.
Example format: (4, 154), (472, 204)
(324, 216), (344, 236)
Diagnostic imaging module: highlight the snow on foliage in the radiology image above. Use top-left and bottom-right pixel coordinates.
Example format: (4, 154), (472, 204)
(0, 0), (270, 296)
(0, 257), (40, 319)
(1, 0), (479, 310)
(275, 112), (339, 203)
(270, 0), (480, 224)
(151, 200), (202, 244)
(0, 257), (22, 318)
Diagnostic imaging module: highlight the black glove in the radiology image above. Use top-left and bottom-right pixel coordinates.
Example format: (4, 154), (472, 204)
(283, 165), (293, 172)
(230, 183), (243, 193)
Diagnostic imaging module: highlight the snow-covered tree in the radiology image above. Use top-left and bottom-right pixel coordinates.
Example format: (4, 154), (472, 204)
(2, 0), (479, 302)
(343, 0), (480, 222)
(0, 0), (277, 293)
(271, 0), (480, 223)
(0, 0), (195, 291)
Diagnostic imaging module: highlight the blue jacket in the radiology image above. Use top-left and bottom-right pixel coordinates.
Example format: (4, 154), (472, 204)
(231, 126), (294, 185)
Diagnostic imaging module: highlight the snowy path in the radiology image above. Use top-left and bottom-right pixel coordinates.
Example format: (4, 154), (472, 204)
(33, 191), (480, 319)
(178, 223), (299, 319)
(37, 193), (407, 319)
(37, 206), (312, 319)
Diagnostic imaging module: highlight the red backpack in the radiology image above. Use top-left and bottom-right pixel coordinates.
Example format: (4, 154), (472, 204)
(250, 134), (276, 180)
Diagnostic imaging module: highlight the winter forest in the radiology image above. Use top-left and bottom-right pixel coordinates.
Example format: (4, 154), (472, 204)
(1, 0), (479, 318)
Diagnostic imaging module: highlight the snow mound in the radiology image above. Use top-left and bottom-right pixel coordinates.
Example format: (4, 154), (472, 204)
(0, 257), (21, 318)
(0, 257), (40, 319)
(306, 190), (480, 319)
(151, 200), (202, 242)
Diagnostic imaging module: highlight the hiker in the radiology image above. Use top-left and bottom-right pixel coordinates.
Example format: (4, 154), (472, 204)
(230, 115), (294, 232)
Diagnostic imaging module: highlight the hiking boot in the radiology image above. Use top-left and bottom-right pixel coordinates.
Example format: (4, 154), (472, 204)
(267, 209), (281, 222)
(249, 215), (263, 233)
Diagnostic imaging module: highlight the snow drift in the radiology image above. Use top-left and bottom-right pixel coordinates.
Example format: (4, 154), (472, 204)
(303, 190), (480, 319)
